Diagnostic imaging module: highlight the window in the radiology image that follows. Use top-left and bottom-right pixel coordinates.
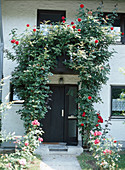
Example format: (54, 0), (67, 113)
(111, 86), (125, 118)
(104, 13), (125, 43)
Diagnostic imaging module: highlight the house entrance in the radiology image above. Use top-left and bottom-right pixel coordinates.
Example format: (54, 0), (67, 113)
(41, 84), (78, 145)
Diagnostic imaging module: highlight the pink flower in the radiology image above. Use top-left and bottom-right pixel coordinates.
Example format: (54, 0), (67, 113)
(103, 149), (112, 154)
(94, 131), (102, 136)
(11, 39), (16, 43)
(94, 139), (100, 144)
(6, 163), (12, 168)
(24, 142), (29, 146)
(67, 25), (70, 27)
(88, 11), (92, 15)
(38, 137), (43, 142)
(32, 120), (40, 126)
(18, 159), (26, 166)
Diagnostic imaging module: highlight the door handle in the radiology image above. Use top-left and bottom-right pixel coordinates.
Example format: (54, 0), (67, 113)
(62, 109), (64, 117)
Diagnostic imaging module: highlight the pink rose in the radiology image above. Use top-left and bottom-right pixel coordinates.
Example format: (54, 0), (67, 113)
(94, 131), (102, 136)
(94, 139), (100, 144)
(103, 149), (112, 154)
(38, 137), (43, 142)
(32, 120), (40, 126)
(6, 163), (12, 168)
(24, 142), (29, 146)
(18, 159), (26, 166)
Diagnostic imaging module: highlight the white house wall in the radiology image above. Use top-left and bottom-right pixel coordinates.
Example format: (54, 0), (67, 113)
(1, 0), (125, 144)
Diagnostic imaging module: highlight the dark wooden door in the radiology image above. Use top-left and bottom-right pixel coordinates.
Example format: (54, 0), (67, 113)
(41, 85), (78, 145)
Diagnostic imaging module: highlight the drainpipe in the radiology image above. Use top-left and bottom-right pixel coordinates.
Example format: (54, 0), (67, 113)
(0, 0), (3, 145)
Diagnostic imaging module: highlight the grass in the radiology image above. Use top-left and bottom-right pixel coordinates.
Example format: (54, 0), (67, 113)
(0, 153), (41, 170)
(77, 151), (125, 170)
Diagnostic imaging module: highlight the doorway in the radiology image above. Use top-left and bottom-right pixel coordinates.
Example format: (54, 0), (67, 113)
(41, 85), (78, 145)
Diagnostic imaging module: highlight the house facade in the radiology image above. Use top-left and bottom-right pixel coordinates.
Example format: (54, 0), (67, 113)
(1, 0), (125, 147)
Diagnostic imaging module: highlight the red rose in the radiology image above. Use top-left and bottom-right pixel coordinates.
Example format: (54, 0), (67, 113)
(98, 116), (102, 119)
(111, 27), (114, 30)
(98, 119), (100, 123)
(114, 140), (117, 143)
(15, 41), (19, 45)
(78, 29), (81, 32)
(71, 21), (74, 25)
(88, 96), (92, 100)
(95, 40), (98, 43)
(11, 39), (16, 43)
(94, 139), (100, 144)
(33, 28), (36, 32)
(97, 113), (100, 116)
(122, 32), (124, 35)
(62, 16), (65, 20)
(26, 24), (30, 27)
(67, 25), (70, 27)
(82, 112), (86, 117)
(96, 124), (99, 127)
(100, 118), (103, 123)
(24, 142), (29, 146)
(72, 25), (76, 29)
(81, 123), (84, 126)
(62, 20), (65, 23)
(80, 4), (84, 8)
(78, 18), (81, 22)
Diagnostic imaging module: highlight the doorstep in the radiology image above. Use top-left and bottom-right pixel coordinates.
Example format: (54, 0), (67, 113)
(34, 143), (83, 156)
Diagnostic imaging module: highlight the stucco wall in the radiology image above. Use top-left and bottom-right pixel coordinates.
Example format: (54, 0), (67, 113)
(1, 0), (125, 143)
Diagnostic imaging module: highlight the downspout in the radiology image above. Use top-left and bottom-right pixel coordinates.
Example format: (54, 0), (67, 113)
(0, 0), (3, 145)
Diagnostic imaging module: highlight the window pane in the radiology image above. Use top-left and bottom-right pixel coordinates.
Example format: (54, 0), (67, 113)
(68, 120), (77, 137)
(111, 86), (125, 116)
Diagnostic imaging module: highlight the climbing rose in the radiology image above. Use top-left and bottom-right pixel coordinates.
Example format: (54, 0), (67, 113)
(94, 139), (100, 144)
(78, 18), (81, 22)
(122, 32), (124, 35)
(72, 25), (76, 29)
(114, 140), (117, 143)
(62, 16), (65, 20)
(11, 39), (16, 43)
(33, 28), (36, 32)
(88, 96), (92, 100)
(38, 137), (43, 142)
(71, 21), (74, 25)
(81, 123), (84, 126)
(24, 142), (29, 146)
(111, 27), (114, 30)
(95, 40), (98, 43)
(96, 124), (99, 127)
(62, 20), (65, 23)
(67, 25), (70, 27)
(18, 159), (26, 166)
(88, 11), (92, 15)
(80, 4), (84, 8)
(32, 120), (40, 126)
(78, 29), (81, 32)
(26, 24), (30, 27)
(82, 112), (86, 117)
(15, 41), (19, 45)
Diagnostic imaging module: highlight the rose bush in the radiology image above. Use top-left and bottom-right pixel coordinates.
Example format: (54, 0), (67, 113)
(0, 120), (43, 169)
(89, 131), (122, 169)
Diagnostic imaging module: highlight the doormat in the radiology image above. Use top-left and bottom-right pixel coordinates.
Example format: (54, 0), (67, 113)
(42, 142), (60, 145)
(48, 145), (68, 151)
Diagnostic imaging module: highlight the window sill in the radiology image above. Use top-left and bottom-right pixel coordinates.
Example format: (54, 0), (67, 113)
(12, 100), (24, 104)
(110, 115), (125, 119)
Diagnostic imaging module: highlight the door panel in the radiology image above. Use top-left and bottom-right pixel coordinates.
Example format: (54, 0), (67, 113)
(41, 86), (64, 142)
